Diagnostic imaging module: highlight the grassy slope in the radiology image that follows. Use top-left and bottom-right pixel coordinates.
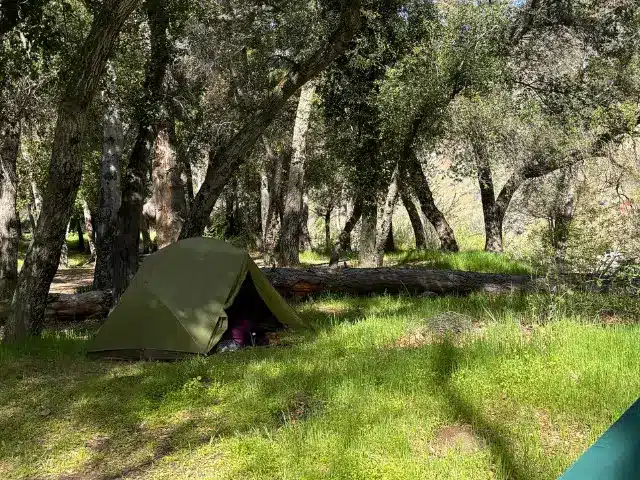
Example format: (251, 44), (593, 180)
(1, 293), (639, 479)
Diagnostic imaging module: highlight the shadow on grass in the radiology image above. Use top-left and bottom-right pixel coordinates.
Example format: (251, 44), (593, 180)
(0, 294), (550, 479)
(432, 337), (535, 480)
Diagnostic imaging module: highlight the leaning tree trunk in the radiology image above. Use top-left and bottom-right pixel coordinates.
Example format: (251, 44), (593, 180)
(81, 200), (96, 259)
(406, 153), (458, 252)
(178, 3), (361, 239)
(113, 0), (171, 302)
(93, 61), (122, 290)
(358, 197), (378, 267)
(152, 118), (186, 248)
(4, 0), (139, 342)
(279, 81), (316, 266)
(0, 120), (21, 309)
(329, 197), (362, 266)
(476, 158), (503, 253)
(400, 188), (426, 250)
(374, 165), (399, 266)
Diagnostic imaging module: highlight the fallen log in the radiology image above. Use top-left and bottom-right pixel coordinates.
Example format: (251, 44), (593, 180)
(263, 267), (543, 297)
(31, 268), (543, 322)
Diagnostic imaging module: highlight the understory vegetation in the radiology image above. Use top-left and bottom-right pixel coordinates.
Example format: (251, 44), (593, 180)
(2, 293), (639, 480)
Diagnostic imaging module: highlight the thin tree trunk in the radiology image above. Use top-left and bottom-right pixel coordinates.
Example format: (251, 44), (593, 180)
(113, 0), (171, 301)
(324, 207), (332, 252)
(299, 198), (312, 252)
(263, 144), (286, 266)
(81, 200), (96, 259)
(0, 120), (21, 308)
(400, 188), (426, 250)
(384, 220), (395, 252)
(178, 3), (361, 239)
(180, 149), (194, 211)
(152, 118), (186, 248)
(406, 153), (459, 252)
(4, 0), (138, 342)
(30, 179), (43, 225)
(374, 165), (399, 266)
(75, 217), (85, 252)
(93, 60), (122, 290)
(260, 163), (269, 245)
(476, 158), (503, 253)
(27, 202), (36, 234)
(279, 81), (316, 266)
(329, 197), (361, 266)
(59, 223), (69, 268)
(358, 196), (377, 267)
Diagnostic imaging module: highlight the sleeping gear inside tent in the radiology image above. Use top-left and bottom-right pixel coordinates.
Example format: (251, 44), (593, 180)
(87, 237), (307, 360)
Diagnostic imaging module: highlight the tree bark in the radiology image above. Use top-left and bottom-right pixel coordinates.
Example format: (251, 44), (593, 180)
(0, 120), (20, 308)
(75, 217), (85, 252)
(358, 197), (377, 267)
(400, 188), (426, 250)
(476, 158), (503, 253)
(384, 220), (395, 253)
(81, 200), (96, 259)
(178, 2), (361, 239)
(93, 61), (123, 290)
(264, 267), (542, 297)
(374, 165), (399, 266)
(263, 144), (287, 266)
(279, 81), (317, 265)
(323, 207), (332, 251)
(406, 153), (459, 252)
(113, 0), (171, 301)
(152, 118), (186, 248)
(329, 197), (362, 266)
(299, 198), (312, 252)
(260, 163), (270, 243)
(4, 0), (139, 342)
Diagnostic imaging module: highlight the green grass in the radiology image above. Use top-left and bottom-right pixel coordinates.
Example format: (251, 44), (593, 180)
(300, 248), (532, 275)
(386, 250), (533, 275)
(18, 234), (93, 270)
(1, 292), (639, 479)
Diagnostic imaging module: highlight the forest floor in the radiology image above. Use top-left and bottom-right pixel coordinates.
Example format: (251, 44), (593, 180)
(1, 291), (639, 479)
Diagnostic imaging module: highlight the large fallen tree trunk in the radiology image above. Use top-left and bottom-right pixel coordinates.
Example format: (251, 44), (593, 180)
(14, 268), (546, 323)
(263, 267), (544, 297)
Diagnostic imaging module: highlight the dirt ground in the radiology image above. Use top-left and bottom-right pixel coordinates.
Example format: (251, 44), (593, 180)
(50, 268), (94, 294)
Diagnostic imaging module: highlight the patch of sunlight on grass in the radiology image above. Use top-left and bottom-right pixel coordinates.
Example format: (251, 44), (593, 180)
(1, 293), (639, 479)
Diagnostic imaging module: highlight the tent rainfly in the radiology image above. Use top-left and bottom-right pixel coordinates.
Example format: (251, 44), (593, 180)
(87, 237), (307, 360)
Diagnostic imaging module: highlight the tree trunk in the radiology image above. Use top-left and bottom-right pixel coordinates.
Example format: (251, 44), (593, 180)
(279, 81), (316, 266)
(324, 207), (332, 251)
(358, 197), (377, 267)
(180, 149), (194, 211)
(0, 120), (21, 309)
(384, 221), (395, 252)
(178, 3), (361, 239)
(140, 213), (153, 254)
(260, 163), (269, 244)
(476, 159), (503, 253)
(4, 0), (138, 342)
(93, 60), (122, 290)
(75, 217), (85, 252)
(81, 200), (96, 259)
(113, 0), (171, 302)
(299, 198), (312, 252)
(263, 144), (287, 266)
(374, 165), (399, 266)
(223, 176), (238, 239)
(329, 197), (362, 266)
(400, 188), (426, 250)
(152, 119), (186, 248)
(30, 178), (43, 226)
(406, 153), (459, 252)
(59, 224), (69, 268)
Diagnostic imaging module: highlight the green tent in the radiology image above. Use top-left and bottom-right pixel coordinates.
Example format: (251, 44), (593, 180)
(87, 237), (307, 360)
(559, 398), (640, 479)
